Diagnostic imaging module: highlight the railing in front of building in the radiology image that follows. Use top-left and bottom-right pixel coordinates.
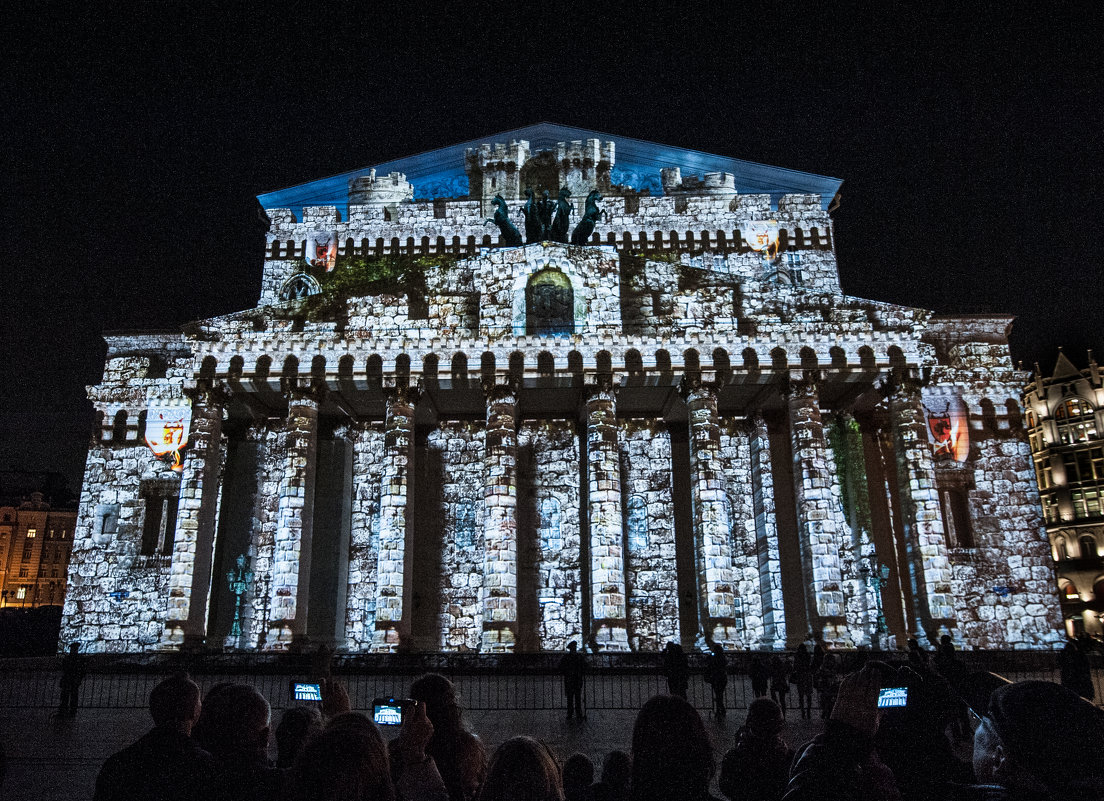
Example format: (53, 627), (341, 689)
(1, 650), (1100, 713)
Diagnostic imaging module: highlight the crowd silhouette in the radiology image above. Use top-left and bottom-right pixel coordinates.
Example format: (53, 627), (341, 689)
(80, 638), (1104, 801)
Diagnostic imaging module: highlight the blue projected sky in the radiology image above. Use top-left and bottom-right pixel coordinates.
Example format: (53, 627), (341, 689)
(257, 122), (843, 217)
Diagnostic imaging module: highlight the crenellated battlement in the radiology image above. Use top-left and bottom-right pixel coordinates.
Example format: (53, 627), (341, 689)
(348, 169), (414, 206)
(661, 167), (737, 197)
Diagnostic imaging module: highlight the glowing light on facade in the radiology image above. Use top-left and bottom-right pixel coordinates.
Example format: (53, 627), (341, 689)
(744, 220), (779, 261)
(144, 399), (192, 471)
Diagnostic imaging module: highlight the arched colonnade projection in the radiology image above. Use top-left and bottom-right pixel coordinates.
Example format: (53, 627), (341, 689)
(164, 341), (963, 656)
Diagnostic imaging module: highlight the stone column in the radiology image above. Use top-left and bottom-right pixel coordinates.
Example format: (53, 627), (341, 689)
(481, 384), (518, 652)
(785, 376), (847, 643)
(162, 385), (226, 649)
(267, 387), (322, 649)
(684, 382), (738, 646)
(372, 388), (418, 652)
(343, 420), (381, 651)
(749, 413), (787, 648)
(887, 376), (959, 643)
(586, 385), (630, 650)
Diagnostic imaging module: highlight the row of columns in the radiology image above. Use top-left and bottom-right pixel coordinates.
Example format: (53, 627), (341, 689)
(161, 371), (961, 651)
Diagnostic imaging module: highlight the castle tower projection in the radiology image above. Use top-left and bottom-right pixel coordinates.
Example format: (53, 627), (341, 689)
(61, 123), (1063, 653)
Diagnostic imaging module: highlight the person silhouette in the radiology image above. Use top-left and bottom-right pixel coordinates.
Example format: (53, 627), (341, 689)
(560, 640), (587, 720)
(57, 642), (87, 717)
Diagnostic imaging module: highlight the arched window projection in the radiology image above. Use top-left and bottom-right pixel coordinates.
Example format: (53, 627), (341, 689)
(626, 495), (649, 550)
(526, 269), (574, 336)
(540, 497), (562, 551)
(455, 499), (476, 549)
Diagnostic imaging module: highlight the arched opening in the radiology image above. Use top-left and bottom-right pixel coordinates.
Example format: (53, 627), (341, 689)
(1080, 535), (1098, 559)
(537, 351), (555, 378)
(112, 411), (128, 444)
(451, 353), (469, 389)
(525, 269), (574, 336)
(422, 354), (439, 389)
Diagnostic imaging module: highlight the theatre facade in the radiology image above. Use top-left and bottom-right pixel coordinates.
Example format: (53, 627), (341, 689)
(61, 123), (1063, 653)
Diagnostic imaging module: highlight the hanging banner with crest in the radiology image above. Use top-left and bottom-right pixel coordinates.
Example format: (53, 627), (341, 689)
(744, 220), (780, 261)
(144, 398), (192, 472)
(305, 232), (337, 272)
(925, 395), (970, 463)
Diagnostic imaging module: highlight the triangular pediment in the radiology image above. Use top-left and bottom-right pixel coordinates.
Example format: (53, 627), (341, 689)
(1050, 350), (1081, 380)
(257, 122), (843, 217)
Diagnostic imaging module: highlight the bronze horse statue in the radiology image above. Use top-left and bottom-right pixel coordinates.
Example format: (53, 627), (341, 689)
(571, 190), (602, 245)
(486, 194), (523, 246)
(550, 187), (572, 243)
(521, 188), (543, 244)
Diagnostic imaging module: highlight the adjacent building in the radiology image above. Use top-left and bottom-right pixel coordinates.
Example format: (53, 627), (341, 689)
(1, 485), (77, 610)
(61, 123), (1064, 653)
(1023, 351), (1104, 637)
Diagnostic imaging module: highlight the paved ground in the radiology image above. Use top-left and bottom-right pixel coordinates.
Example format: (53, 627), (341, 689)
(1, 702), (829, 800)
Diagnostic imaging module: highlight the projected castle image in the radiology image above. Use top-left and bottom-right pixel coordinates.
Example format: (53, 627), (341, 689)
(61, 123), (1063, 653)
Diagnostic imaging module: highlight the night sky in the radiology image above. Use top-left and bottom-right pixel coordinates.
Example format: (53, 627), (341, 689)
(4, 6), (1102, 491)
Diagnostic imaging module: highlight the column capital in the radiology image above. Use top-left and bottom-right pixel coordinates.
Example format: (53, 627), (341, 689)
(679, 374), (719, 402)
(781, 371), (821, 401)
(283, 383), (327, 408)
(481, 381), (518, 405)
(185, 382), (231, 409)
(880, 369), (927, 403)
(584, 382), (618, 403)
(383, 385), (421, 408)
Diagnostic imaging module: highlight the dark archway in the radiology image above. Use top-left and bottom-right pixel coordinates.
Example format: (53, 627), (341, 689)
(526, 269), (574, 336)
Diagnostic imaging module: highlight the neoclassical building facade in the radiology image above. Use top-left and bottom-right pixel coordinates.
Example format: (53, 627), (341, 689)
(61, 124), (1063, 653)
(1023, 352), (1104, 637)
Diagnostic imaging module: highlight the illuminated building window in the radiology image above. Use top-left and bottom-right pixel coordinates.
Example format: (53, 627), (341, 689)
(1034, 459), (1053, 489)
(784, 252), (804, 285)
(15, 587), (26, 600)
(626, 494), (649, 550)
(1042, 494), (1060, 523)
(26, 528), (36, 538)
(1056, 398), (1098, 445)
(1026, 410), (1037, 428)
(540, 497), (562, 551)
(1071, 488), (1102, 520)
(1062, 583), (1080, 600)
(140, 482), (179, 556)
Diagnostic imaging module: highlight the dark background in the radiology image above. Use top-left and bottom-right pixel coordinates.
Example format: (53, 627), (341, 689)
(4, 5), (1102, 491)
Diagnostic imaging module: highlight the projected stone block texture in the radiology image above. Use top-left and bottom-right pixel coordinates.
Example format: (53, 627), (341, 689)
(61, 129), (1063, 652)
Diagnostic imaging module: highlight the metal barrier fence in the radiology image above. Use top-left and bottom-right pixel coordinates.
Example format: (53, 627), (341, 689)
(2, 650), (1101, 713)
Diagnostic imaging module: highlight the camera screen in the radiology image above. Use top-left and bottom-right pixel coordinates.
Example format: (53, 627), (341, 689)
(373, 702), (403, 726)
(293, 682), (323, 702)
(877, 686), (908, 708)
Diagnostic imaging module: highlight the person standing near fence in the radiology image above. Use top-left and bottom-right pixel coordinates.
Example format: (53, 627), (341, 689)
(662, 642), (689, 699)
(560, 640), (587, 720)
(769, 655), (790, 717)
(705, 642), (728, 719)
(57, 642), (87, 717)
(792, 643), (814, 720)
(1059, 637), (1095, 702)
(748, 654), (769, 698)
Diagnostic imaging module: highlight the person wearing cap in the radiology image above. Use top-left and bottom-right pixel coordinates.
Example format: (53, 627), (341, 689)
(970, 680), (1104, 800)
